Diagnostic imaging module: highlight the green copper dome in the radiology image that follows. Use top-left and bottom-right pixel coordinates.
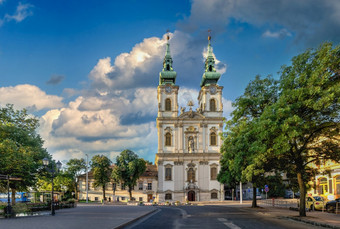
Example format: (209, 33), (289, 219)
(159, 37), (177, 85)
(200, 37), (221, 87)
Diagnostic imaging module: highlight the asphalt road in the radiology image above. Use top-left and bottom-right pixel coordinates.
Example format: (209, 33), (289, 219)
(124, 205), (324, 229)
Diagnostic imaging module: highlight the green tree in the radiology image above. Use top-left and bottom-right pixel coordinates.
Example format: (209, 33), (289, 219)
(91, 155), (112, 201)
(218, 75), (278, 208)
(66, 158), (86, 200)
(0, 104), (49, 204)
(112, 150), (146, 200)
(36, 170), (73, 193)
(256, 42), (340, 216)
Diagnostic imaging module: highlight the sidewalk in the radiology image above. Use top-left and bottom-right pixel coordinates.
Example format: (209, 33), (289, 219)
(255, 204), (340, 229)
(0, 205), (157, 229)
(200, 200), (340, 229)
(118, 200), (340, 228)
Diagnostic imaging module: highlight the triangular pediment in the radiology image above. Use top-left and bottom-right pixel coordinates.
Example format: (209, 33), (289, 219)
(178, 110), (205, 119)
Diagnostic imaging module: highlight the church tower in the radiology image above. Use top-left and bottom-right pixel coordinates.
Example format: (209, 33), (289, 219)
(156, 34), (224, 203)
(198, 35), (223, 118)
(157, 34), (179, 119)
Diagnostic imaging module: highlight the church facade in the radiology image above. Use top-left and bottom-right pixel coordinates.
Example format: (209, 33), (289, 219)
(156, 35), (224, 202)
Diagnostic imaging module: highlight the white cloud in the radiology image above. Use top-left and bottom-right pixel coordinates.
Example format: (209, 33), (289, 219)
(4, 2), (34, 23)
(89, 36), (166, 90)
(0, 84), (64, 111)
(262, 29), (292, 39)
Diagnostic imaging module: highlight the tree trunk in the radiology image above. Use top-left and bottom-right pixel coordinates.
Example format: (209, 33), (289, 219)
(102, 185), (106, 202)
(297, 172), (306, 217)
(75, 181), (78, 200)
(252, 186), (257, 208)
(129, 186), (133, 200)
(11, 189), (16, 205)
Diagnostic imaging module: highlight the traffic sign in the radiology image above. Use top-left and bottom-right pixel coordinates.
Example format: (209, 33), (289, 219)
(264, 185), (269, 192)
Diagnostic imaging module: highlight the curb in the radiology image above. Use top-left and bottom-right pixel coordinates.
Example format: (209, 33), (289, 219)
(115, 208), (158, 229)
(283, 216), (340, 229)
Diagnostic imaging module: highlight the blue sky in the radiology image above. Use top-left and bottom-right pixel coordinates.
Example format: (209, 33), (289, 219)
(1, 0), (339, 164)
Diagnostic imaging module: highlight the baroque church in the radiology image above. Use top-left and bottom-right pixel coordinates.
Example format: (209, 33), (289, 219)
(156, 34), (224, 202)
(77, 35), (225, 203)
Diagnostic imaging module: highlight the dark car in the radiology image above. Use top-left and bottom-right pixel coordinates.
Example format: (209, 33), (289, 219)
(326, 198), (340, 213)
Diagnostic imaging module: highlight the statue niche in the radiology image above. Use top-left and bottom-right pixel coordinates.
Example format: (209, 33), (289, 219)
(188, 136), (194, 153)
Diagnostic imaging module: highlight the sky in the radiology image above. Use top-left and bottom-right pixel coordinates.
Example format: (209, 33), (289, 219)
(1, 0), (339, 165)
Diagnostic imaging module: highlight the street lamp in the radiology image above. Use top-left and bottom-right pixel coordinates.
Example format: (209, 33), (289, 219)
(42, 158), (62, 216)
(85, 154), (89, 203)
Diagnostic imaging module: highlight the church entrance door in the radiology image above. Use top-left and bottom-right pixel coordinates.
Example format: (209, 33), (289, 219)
(188, 191), (195, 201)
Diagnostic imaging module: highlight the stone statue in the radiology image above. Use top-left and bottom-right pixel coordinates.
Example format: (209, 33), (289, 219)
(180, 107), (186, 114)
(188, 137), (194, 153)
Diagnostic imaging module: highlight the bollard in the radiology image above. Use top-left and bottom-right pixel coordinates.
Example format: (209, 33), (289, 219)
(272, 198), (275, 207)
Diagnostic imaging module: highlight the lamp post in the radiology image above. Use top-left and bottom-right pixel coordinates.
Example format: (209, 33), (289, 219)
(43, 158), (62, 216)
(86, 154), (89, 203)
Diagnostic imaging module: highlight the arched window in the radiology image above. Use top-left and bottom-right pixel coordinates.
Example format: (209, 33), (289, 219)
(210, 99), (216, 111)
(166, 64), (170, 71)
(165, 98), (171, 111)
(165, 132), (171, 146)
(209, 65), (212, 71)
(318, 177), (328, 195)
(210, 167), (217, 180)
(165, 193), (172, 200)
(211, 192), (218, 199)
(165, 166), (172, 181)
(187, 168), (195, 182)
(210, 132), (217, 146)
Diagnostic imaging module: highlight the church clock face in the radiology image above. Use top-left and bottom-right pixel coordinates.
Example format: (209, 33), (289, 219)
(210, 86), (216, 94)
(165, 86), (172, 93)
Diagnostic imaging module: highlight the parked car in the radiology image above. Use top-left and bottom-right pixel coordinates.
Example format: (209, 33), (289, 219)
(325, 198), (340, 213)
(306, 196), (328, 211)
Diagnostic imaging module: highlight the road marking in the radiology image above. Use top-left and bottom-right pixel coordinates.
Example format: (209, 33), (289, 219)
(218, 218), (241, 229)
(177, 207), (188, 218)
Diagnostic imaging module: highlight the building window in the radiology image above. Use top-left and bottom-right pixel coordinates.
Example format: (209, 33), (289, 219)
(335, 176), (340, 195)
(165, 167), (172, 181)
(139, 197), (143, 202)
(210, 99), (216, 111)
(165, 193), (172, 200)
(210, 132), (217, 146)
(188, 168), (195, 182)
(139, 182), (143, 190)
(95, 197), (99, 201)
(122, 197), (125, 201)
(121, 183), (125, 190)
(211, 192), (218, 199)
(165, 132), (172, 146)
(165, 98), (171, 111)
(318, 178), (328, 194)
(147, 183), (152, 190)
(210, 167), (217, 180)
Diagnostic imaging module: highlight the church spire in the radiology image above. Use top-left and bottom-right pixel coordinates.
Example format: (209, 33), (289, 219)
(159, 32), (177, 85)
(200, 33), (221, 87)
